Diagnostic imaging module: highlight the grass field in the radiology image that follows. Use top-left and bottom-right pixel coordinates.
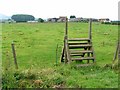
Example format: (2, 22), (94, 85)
(2, 22), (118, 88)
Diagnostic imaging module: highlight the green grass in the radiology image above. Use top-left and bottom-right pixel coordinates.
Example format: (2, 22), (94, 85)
(2, 22), (118, 88)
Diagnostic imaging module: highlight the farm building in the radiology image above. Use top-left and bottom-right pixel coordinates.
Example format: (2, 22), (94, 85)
(99, 18), (110, 22)
(92, 18), (99, 22)
(69, 17), (82, 22)
(57, 16), (66, 22)
(47, 17), (99, 23)
(0, 19), (16, 23)
(47, 16), (66, 22)
(47, 18), (58, 22)
(80, 18), (89, 22)
(69, 17), (99, 22)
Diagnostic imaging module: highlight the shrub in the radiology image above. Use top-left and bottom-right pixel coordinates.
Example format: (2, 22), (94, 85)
(101, 22), (111, 24)
(70, 15), (76, 19)
(38, 18), (44, 23)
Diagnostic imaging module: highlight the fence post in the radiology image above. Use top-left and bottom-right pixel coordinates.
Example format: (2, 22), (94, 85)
(11, 42), (18, 69)
(118, 41), (120, 71)
(65, 17), (68, 37)
(56, 44), (58, 65)
(89, 18), (92, 40)
(64, 17), (68, 63)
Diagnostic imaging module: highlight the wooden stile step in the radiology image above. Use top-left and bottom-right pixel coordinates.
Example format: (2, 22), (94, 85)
(70, 53), (83, 56)
(71, 57), (94, 61)
(70, 50), (93, 54)
(68, 42), (88, 45)
(69, 44), (92, 48)
(68, 38), (90, 41)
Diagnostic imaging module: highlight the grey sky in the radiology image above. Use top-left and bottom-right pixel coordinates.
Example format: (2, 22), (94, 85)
(0, 0), (119, 20)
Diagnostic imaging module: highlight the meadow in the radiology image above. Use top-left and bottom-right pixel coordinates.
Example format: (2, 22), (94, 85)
(2, 22), (118, 88)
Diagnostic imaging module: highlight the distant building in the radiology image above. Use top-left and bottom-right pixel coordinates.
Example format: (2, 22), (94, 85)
(0, 19), (16, 23)
(47, 16), (99, 23)
(92, 18), (99, 22)
(69, 17), (82, 22)
(47, 18), (58, 22)
(80, 18), (88, 22)
(99, 18), (110, 22)
(69, 17), (98, 22)
(47, 16), (66, 22)
(57, 16), (66, 22)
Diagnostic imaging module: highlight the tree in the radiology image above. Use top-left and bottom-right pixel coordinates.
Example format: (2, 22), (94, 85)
(11, 14), (35, 22)
(70, 15), (76, 19)
(38, 18), (44, 23)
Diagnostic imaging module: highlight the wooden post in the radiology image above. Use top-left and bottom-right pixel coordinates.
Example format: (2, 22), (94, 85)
(113, 42), (119, 62)
(118, 41), (120, 60)
(11, 42), (18, 69)
(113, 41), (120, 63)
(87, 47), (90, 64)
(61, 47), (64, 62)
(64, 38), (67, 63)
(64, 17), (68, 63)
(118, 41), (120, 70)
(89, 18), (92, 40)
(56, 44), (58, 65)
(65, 17), (68, 37)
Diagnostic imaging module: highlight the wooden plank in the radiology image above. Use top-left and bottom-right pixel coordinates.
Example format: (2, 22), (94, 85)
(68, 42), (88, 45)
(69, 44), (92, 48)
(70, 50), (93, 54)
(71, 57), (94, 60)
(68, 38), (90, 41)
(70, 54), (83, 56)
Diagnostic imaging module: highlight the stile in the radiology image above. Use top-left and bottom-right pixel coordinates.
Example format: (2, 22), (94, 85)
(61, 18), (96, 66)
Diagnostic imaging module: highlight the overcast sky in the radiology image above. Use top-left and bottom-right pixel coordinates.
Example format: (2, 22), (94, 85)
(0, 0), (119, 20)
